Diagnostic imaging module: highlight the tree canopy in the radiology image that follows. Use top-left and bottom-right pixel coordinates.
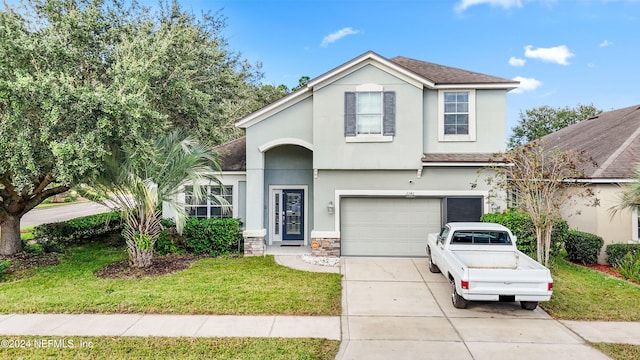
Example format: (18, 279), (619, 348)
(0, 0), (277, 254)
(508, 104), (601, 149)
(481, 140), (597, 267)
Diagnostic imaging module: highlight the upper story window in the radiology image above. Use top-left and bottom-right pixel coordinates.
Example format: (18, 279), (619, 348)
(345, 84), (395, 143)
(356, 92), (383, 135)
(185, 185), (233, 219)
(438, 89), (476, 142)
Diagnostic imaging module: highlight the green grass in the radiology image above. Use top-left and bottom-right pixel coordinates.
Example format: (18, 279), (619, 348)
(541, 257), (640, 321)
(20, 226), (36, 241)
(0, 242), (342, 315)
(592, 343), (640, 360)
(0, 336), (340, 360)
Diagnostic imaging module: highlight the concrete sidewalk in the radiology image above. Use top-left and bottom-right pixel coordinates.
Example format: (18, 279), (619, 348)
(0, 313), (340, 340)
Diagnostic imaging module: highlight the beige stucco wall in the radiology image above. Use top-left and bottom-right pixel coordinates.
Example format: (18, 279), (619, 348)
(561, 183), (634, 263)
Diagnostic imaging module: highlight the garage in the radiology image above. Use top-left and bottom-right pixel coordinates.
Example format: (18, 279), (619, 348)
(340, 197), (443, 256)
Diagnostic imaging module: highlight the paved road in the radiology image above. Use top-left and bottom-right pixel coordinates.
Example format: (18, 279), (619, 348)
(21, 202), (113, 228)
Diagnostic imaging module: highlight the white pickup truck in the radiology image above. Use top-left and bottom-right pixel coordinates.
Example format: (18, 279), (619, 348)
(426, 222), (553, 310)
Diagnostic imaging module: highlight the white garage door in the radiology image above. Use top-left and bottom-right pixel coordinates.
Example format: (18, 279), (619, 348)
(341, 197), (442, 256)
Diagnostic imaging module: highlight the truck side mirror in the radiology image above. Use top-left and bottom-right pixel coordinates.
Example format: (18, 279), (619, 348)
(512, 235), (517, 244)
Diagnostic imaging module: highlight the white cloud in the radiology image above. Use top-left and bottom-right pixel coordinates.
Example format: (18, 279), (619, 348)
(508, 57), (526, 67)
(455, 0), (522, 12)
(321, 27), (360, 47)
(599, 40), (613, 47)
(524, 45), (575, 65)
(511, 76), (542, 94)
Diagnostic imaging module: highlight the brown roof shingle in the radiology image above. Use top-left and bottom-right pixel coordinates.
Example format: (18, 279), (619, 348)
(540, 104), (640, 179)
(390, 56), (518, 86)
(215, 137), (246, 171)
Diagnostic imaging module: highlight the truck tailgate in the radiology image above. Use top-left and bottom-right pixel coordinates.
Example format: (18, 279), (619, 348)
(467, 268), (550, 295)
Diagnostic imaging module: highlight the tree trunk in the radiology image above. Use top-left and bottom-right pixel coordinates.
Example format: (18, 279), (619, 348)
(535, 226), (543, 264)
(128, 244), (154, 268)
(544, 224), (553, 268)
(0, 215), (23, 255)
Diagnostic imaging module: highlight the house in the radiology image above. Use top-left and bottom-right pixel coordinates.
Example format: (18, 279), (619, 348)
(173, 51), (519, 257)
(539, 104), (640, 263)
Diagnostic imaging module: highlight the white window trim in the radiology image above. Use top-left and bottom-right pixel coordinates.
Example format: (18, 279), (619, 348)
(438, 89), (476, 142)
(346, 135), (393, 143)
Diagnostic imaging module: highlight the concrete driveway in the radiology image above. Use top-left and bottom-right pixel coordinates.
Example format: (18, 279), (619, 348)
(336, 257), (610, 360)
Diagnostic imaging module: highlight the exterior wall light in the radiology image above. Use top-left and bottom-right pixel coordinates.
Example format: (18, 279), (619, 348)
(327, 201), (334, 214)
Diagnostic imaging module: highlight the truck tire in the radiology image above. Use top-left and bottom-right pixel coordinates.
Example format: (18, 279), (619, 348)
(451, 281), (468, 309)
(427, 249), (441, 273)
(520, 301), (538, 310)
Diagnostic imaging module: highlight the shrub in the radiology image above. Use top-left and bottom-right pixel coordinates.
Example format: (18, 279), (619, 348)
(23, 243), (45, 255)
(615, 251), (640, 282)
(481, 210), (568, 257)
(606, 243), (640, 266)
(0, 259), (9, 280)
(32, 211), (123, 252)
(183, 218), (242, 256)
(564, 230), (604, 265)
(155, 228), (185, 256)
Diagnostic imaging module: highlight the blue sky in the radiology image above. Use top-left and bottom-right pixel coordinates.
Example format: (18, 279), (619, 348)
(180, 0), (639, 133)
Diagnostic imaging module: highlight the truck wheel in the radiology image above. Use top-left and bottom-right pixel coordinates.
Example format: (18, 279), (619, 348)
(520, 301), (538, 310)
(428, 257), (441, 273)
(451, 281), (468, 309)
(427, 247), (441, 273)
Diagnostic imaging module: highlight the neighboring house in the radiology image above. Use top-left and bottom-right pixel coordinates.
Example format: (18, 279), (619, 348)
(539, 104), (640, 263)
(168, 51), (519, 257)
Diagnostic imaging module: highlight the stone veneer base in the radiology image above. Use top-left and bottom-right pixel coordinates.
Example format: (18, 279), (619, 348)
(311, 237), (341, 257)
(244, 236), (265, 256)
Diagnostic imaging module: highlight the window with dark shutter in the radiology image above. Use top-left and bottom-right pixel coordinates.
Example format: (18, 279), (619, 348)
(344, 89), (395, 140)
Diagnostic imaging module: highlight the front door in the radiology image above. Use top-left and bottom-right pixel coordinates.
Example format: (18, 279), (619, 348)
(282, 190), (304, 241)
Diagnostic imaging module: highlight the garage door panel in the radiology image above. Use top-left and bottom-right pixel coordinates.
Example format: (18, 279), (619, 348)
(341, 198), (441, 256)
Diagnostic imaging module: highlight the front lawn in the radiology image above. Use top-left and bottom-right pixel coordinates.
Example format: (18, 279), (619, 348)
(0, 336), (340, 360)
(0, 242), (342, 315)
(593, 343), (640, 360)
(541, 257), (640, 321)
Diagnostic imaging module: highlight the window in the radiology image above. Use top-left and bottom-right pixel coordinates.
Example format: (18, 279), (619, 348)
(450, 231), (512, 245)
(438, 89), (476, 141)
(345, 84), (395, 142)
(444, 92), (469, 135)
(356, 92), (383, 135)
(185, 185), (233, 219)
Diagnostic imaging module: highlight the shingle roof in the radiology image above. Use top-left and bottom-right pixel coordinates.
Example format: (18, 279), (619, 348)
(215, 137), (246, 171)
(540, 104), (640, 179)
(422, 153), (497, 163)
(390, 56), (518, 86)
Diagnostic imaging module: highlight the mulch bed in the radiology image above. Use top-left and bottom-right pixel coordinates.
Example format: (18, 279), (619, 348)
(574, 262), (640, 285)
(0, 252), (60, 275)
(94, 254), (209, 279)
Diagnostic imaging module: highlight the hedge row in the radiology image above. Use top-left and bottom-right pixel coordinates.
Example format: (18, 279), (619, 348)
(606, 243), (640, 266)
(480, 210), (568, 257)
(564, 230), (604, 265)
(155, 217), (243, 256)
(30, 211), (123, 252)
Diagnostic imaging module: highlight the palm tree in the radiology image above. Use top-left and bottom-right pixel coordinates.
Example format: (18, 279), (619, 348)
(81, 131), (222, 268)
(611, 165), (640, 216)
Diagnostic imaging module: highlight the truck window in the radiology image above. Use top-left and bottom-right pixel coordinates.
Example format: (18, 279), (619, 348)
(450, 230), (512, 245)
(438, 227), (450, 245)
